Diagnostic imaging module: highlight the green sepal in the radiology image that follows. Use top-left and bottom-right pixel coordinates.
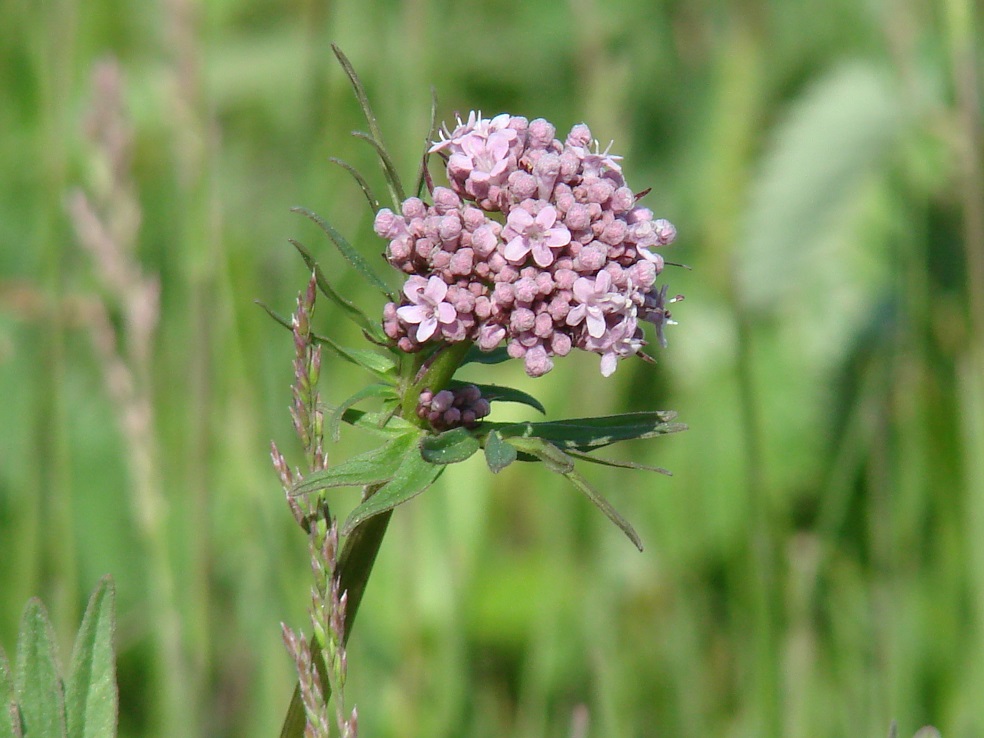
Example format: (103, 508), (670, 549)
(341, 443), (443, 535)
(488, 411), (686, 451)
(66, 577), (117, 738)
(289, 432), (420, 497)
(288, 238), (386, 342)
(483, 430), (516, 473)
(420, 427), (480, 465)
(14, 599), (66, 738)
(561, 469), (644, 552)
(329, 157), (380, 213)
(449, 381), (546, 415)
(255, 300), (396, 382)
(462, 345), (510, 366)
(290, 206), (394, 298)
(564, 449), (672, 476)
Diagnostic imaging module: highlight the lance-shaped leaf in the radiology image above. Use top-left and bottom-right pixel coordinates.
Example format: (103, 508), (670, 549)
(565, 449), (672, 476)
(342, 444), (443, 535)
(506, 436), (575, 474)
(483, 430), (516, 474)
(414, 88), (439, 198)
(329, 384), (399, 441)
(256, 300), (396, 382)
(288, 238), (385, 341)
(562, 469), (644, 552)
(420, 427), (480, 465)
(329, 157), (380, 213)
(504, 437), (643, 550)
(290, 432), (419, 497)
(339, 408), (414, 436)
(331, 45), (406, 207)
(291, 207), (393, 298)
(449, 381), (546, 415)
(489, 411), (686, 451)
(14, 599), (66, 738)
(66, 577), (117, 738)
(351, 132), (407, 208)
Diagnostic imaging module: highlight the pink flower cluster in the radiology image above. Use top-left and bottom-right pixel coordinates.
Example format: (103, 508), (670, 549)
(375, 112), (679, 377)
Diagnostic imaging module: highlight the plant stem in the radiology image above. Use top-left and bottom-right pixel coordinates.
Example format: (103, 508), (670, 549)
(279, 501), (392, 738)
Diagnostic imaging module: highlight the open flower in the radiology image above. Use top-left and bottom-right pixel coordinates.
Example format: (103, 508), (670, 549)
(503, 205), (571, 268)
(396, 275), (457, 342)
(566, 271), (624, 338)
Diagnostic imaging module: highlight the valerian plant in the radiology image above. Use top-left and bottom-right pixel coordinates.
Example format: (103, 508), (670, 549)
(269, 45), (686, 738)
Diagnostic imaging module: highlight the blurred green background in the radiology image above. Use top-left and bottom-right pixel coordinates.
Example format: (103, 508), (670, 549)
(2, 0), (983, 736)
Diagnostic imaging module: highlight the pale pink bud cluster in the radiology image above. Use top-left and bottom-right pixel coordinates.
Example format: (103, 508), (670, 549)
(375, 112), (679, 377)
(416, 385), (491, 430)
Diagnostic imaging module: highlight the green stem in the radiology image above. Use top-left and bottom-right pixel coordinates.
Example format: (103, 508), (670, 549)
(279, 494), (392, 738)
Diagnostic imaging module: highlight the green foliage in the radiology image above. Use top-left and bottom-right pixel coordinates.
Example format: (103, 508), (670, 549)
(0, 579), (117, 738)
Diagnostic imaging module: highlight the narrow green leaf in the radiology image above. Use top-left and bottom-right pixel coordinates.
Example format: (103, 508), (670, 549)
(329, 384), (398, 441)
(420, 427), (480, 465)
(291, 207), (393, 297)
(290, 432), (420, 497)
(66, 577), (117, 738)
(565, 449), (672, 476)
(288, 239), (385, 340)
(450, 381), (546, 415)
(339, 408), (415, 436)
(14, 600), (66, 738)
(351, 132), (407, 207)
(413, 88), (439, 198)
(562, 469), (644, 552)
(0, 647), (16, 738)
(342, 445), (443, 535)
(329, 157), (380, 213)
(506, 436), (576, 474)
(257, 300), (396, 381)
(489, 411), (686, 451)
(483, 430), (516, 473)
(462, 345), (510, 366)
(330, 45), (406, 207)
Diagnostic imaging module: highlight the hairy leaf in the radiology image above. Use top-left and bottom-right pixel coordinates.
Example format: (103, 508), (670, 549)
(342, 444), (443, 534)
(329, 157), (380, 213)
(14, 600), (66, 738)
(66, 577), (117, 738)
(420, 427), (480, 464)
(290, 432), (419, 496)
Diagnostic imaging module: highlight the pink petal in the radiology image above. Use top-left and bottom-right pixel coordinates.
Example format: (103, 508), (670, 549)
(535, 205), (557, 229)
(506, 208), (534, 232)
(437, 302), (457, 324)
(586, 311), (607, 339)
(600, 353), (618, 377)
(397, 305), (427, 324)
(532, 242), (554, 268)
(424, 275), (448, 303)
(416, 316), (438, 342)
(504, 236), (530, 262)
